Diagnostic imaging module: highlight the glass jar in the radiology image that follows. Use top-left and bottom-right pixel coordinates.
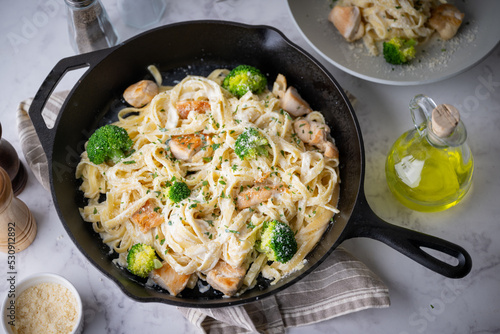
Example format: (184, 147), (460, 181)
(117, 0), (166, 30)
(385, 95), (474, 212)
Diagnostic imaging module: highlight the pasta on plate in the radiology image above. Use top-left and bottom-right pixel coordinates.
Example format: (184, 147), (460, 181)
(76, 66), (340, 297)
(330, 0), (463, 55)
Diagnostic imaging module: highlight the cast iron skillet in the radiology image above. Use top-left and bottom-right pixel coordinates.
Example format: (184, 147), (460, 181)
(29, 21), (471, 308)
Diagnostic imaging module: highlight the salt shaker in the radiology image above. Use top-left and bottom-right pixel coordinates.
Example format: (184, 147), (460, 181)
(65, 0), (119, 54)
(0, 167), (37, 253)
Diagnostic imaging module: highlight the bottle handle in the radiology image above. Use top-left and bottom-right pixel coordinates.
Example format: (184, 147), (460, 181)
(409, 94), (437, 136)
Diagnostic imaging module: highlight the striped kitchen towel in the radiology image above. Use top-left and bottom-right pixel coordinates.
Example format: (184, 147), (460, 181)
(16, 91), (390, 334)
(16, 91), (67, 191)
(178, 247), (390, 333)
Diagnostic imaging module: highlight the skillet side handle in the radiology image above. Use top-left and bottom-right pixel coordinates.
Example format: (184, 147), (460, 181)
(28, 48), (115, 159)
(349, 197), (472, 279)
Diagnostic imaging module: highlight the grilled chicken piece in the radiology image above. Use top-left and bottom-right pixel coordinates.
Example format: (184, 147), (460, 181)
(429, 4), (464, 40)
(328, 6), (365, 42)
(272, 74), (287, 99)
(281, 86), (312, 117)
(150, 262), (191, 296)
(131, 199), (163, 233)
(176, 100), (211, 119)
(206, 260), (246, 296)
(123, 80), (159, 108)
(322, 142), (340, 160)
(294, 119), (339, 159)
(272, 74), (311, 117)
(294, 119), (326, 145)
(169, 134), (204, 161)
(237, 186), (274, 209)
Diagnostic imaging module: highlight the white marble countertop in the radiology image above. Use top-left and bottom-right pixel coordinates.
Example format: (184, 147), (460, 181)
(1, 0), (499, 333)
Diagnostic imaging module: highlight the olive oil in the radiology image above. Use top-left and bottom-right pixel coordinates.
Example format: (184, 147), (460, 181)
(385, 95), (473, 212)
(386, 128), (473, 212)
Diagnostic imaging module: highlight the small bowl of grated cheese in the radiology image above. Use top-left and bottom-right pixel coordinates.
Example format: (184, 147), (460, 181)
(2, 273), (84, 334)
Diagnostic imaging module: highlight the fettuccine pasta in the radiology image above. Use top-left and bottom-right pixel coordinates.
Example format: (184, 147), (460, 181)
(76, 67), (340, 296)
(334, 0), (445, 55)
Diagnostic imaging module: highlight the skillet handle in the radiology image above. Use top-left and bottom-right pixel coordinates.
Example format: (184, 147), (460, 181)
(348, 196), (472, 279)
(28, 47), (115, 158)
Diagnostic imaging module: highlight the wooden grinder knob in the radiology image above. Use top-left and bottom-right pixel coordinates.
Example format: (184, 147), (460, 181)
(0, 167), (37, 253)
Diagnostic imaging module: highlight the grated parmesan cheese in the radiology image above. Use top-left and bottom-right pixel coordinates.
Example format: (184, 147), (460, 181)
(11, 282), (78, 334)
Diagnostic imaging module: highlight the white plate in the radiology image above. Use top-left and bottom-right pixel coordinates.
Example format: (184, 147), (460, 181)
(286, 0), (500, 85)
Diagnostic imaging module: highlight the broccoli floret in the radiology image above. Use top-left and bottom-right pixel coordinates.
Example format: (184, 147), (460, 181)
(87, 124), (133, 164)
(166, 180), (191, 203)
(383, 37), (417, 65)
(258, 220), (298, 263)
(234, 127), (269, 160)
(222, 65), (267, 98)
(127, 243), (162, 278)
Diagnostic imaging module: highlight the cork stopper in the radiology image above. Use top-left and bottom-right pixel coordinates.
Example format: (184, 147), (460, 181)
(431, 104), (460, 138)
(0, 167), (37, 253)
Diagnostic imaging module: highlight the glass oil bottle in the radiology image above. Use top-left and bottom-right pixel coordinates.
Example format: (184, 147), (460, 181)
(385, 95), (474, 212)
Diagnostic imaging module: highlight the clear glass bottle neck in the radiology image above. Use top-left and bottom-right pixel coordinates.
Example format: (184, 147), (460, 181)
(409, 94), (467, 148)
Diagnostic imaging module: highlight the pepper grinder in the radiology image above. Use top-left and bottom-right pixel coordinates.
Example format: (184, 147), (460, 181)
(65, 0), (119, 54)
(0, 167), (37, 253)
(0, 122), (28, 196)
